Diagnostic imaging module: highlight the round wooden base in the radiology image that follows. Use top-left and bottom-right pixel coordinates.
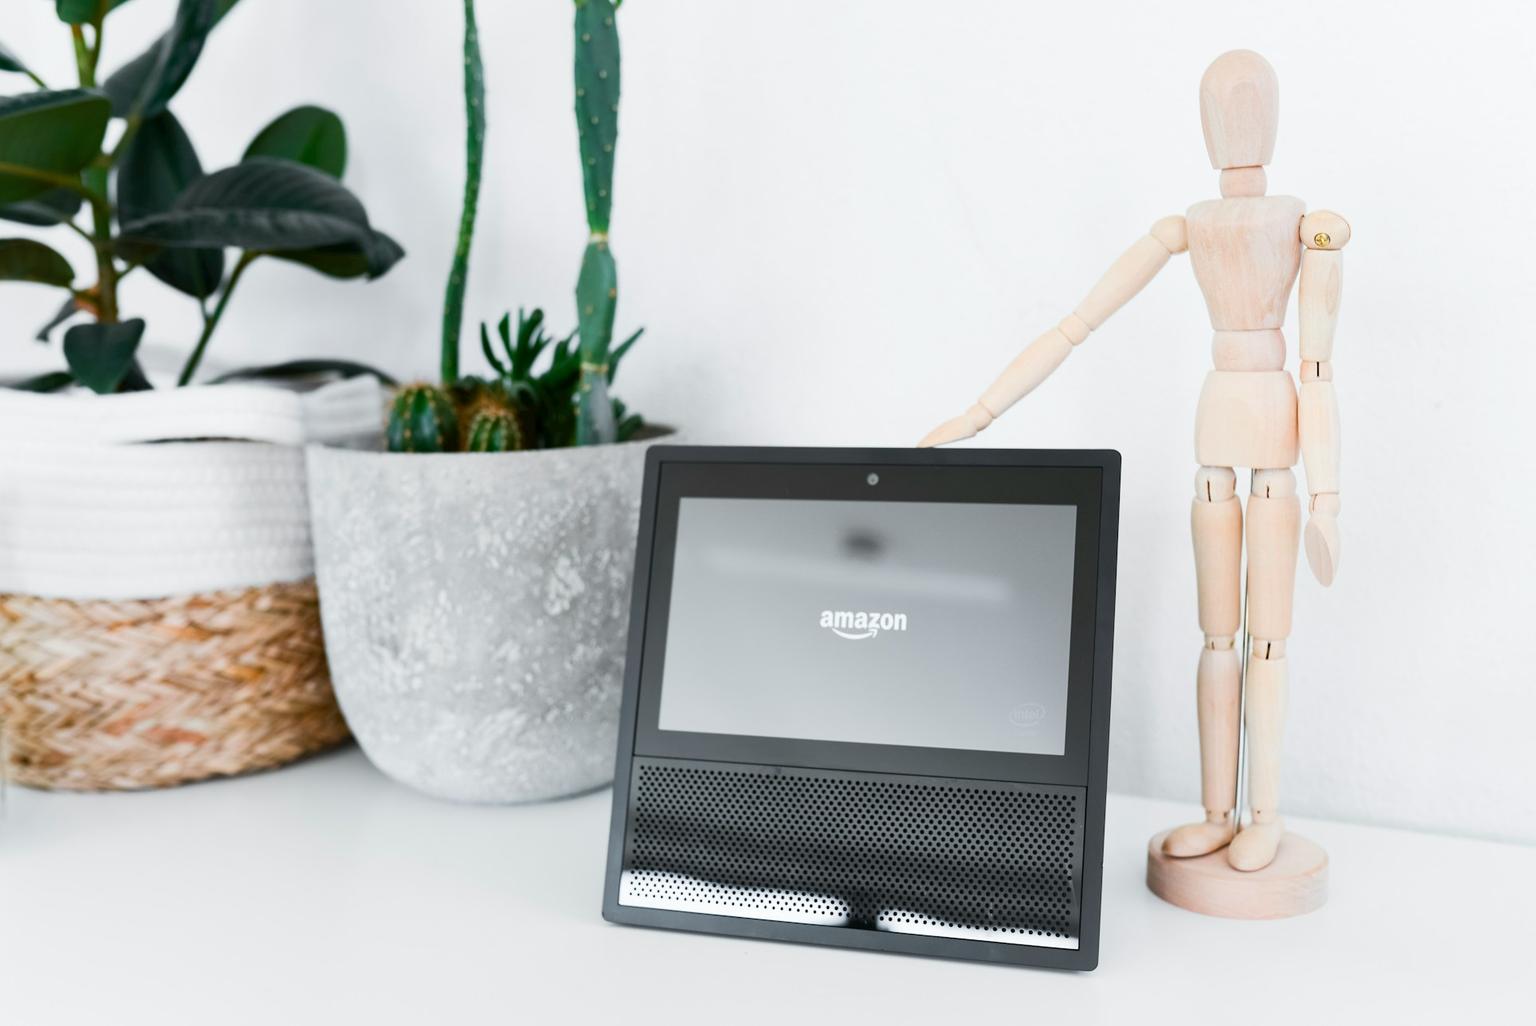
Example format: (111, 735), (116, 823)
(1146, 830), (1328, 919)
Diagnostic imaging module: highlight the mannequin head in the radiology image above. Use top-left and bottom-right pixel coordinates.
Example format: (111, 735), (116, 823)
(1199, 50), (1279, 170)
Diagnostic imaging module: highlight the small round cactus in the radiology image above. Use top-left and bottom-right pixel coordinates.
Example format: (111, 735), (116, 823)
(387, 383), (460, 453)
(463, 406), (526, 452)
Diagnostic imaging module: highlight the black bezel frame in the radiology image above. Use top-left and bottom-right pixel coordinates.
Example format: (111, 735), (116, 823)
(602, 446), (1121, 971)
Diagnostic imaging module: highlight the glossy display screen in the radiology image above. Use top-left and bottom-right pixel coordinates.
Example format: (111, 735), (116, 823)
(657, 497), (1077, 756)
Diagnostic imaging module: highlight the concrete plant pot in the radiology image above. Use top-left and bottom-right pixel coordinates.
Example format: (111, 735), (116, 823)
(305, 431), (671, 803)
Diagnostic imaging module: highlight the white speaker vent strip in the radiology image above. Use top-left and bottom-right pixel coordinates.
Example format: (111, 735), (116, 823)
(875, 909), (1080, 950)
(619, 870), (851, 927)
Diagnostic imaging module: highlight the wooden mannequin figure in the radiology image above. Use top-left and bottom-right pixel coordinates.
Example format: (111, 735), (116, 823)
(920, 50), (1343, 916)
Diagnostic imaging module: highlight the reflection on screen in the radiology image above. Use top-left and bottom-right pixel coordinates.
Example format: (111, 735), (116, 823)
(657, 498), (1077, 756)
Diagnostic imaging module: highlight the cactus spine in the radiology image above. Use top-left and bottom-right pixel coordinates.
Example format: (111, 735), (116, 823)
(441, 0), (485, 384)
(573, 0), (622, 445)
(387, 384), (459, 453)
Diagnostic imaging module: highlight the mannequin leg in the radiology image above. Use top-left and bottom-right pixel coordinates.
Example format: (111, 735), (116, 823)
(1228, 468), (1301, 872)
(1163, 466), (1242, 858)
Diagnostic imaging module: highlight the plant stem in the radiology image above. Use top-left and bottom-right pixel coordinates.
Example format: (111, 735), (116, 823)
(71, 25), (95, 87)
(0, 162), (97, 197)
(178, 251), (255, 386)
(89, 9), (105, 77)
(82, 164), (116, 322)
(73, 13), (117, 325)
(25, 69), (48, 89)
(83, 200), (115, 320)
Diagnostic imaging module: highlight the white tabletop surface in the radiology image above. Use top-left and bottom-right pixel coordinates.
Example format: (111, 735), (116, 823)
(2, 746), (1529, 1025)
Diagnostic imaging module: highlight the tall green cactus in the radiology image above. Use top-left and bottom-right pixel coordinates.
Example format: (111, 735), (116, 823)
(442, 0), (486, 385)
(573, 0), (622, 445)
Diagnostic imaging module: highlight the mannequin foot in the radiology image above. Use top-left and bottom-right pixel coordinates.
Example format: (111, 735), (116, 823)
(1228, 819), (1284, 871)
(1161, 817), (1235, 858)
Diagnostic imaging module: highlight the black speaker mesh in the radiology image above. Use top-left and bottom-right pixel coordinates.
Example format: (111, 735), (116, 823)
(619, 758), (1085, 949)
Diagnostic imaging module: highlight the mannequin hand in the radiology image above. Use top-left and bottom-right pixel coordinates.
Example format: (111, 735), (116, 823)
(1304, 510), (1341, 586)
(917, 404), (993, 448)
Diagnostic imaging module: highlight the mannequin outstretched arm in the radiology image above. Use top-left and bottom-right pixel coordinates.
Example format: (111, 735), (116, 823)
(917, 215), (1188, 447)
(1297, 209), (1349, 586)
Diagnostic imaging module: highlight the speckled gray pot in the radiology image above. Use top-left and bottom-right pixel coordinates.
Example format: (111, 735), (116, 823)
(305, 433), (670, 802)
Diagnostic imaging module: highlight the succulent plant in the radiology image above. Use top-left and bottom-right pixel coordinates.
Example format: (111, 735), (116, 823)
(482, 307), (643, 450)
(387, 384), (458, 454)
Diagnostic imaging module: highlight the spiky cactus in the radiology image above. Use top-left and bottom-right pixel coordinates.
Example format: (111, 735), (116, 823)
(441, 0), (486, 385)
(387, 384), (459, 453)
(464, 407), (526, 452)
(387, 0), (481, 451)
(573, 0), (622, 445)
(381, 0), (649, 455)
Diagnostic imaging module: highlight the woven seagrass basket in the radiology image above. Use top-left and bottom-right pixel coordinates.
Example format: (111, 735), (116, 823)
(0, 578), (350, 791)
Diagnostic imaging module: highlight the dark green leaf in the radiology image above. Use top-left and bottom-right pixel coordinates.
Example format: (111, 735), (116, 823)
(102, 0), (219, 118)
(35, 294), (81, 340)
(0, 237), (74, 285)
(57, 1), (139, 24)
(117, 110), (223, 298)
(0, 89), (111, 204)
(269, 230), (403, 280)
(120, 157), (393, 257)
(0, 187), (82, 226)
(50, 2), (145, 28)
(6, 370), (75, 392)
(116, 111), (196, 223)
(55, 1), (100, 24)
(243, 105), (347, 178)
(0, 40), (36, 78)
(118, 359), (153, 391)
(63, 318), (145, 393)
(207, 358), (396, 386)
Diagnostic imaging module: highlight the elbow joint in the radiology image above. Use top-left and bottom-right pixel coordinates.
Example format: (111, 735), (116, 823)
(1150, 215), (1188, 254)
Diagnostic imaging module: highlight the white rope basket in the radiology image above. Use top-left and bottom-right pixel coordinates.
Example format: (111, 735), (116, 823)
(0, 376), (384, 601)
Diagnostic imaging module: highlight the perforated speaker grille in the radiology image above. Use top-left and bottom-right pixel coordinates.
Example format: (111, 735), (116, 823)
(619, 758), (1085, 949)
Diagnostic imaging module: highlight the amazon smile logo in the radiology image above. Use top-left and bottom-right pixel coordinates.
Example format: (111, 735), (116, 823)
(819, 609), (909, 641)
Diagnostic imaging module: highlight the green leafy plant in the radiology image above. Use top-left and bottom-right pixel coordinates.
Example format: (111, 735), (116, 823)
(386, 0), (645, 455)
(0, 0), (402, 394)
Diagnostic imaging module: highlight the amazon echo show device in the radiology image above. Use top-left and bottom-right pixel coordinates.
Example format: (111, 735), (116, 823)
(602, 446), (1119, 970)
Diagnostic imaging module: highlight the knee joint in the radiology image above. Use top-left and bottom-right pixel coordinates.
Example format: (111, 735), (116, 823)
(1195, 466), (1236, 502)
(1249, 636), (1287, 660)
(1251, 468), (1296, 498)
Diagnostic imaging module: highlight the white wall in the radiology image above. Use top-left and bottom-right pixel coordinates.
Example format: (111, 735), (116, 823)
(7, 1), (1534, 843)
